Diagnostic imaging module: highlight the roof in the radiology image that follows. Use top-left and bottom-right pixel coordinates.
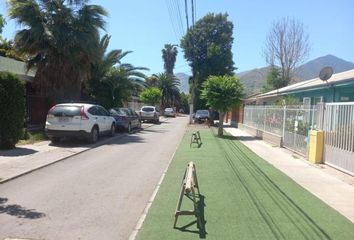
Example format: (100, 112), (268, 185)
(256, 69), (354, 99)
(0, 56), (36, 80)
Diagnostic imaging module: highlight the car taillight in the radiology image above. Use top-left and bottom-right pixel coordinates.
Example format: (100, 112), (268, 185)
(80, 106), (89, 120)
(47, 105), (56, 120)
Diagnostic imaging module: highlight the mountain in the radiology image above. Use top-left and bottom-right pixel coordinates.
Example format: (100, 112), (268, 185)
(296, 54), (354, 80)
(238, 55), (354, 96)
(175, 72), (189, 94)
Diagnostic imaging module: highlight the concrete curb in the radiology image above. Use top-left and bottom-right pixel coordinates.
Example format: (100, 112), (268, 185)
(0, 119), (169, 184)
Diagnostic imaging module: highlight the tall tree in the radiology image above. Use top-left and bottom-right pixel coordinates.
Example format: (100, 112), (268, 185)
(162, 44), (178, 75)
(140, 87), (162, 106)
(262, 66), (286, 91)
(181, 13), (235, 109)
(149, 73), (180, 109)
(8, 0), (107, 103)
(264, 17), (310, 85)
(201, 75), (243, 136)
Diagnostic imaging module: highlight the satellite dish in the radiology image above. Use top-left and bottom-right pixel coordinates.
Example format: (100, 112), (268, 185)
(319, 67), (333, 81)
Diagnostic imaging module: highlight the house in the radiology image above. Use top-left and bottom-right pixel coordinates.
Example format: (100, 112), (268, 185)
(247, 69), (354, 106)
(0, 56), (48, 125)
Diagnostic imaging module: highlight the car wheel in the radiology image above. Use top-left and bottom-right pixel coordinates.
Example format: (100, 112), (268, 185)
(109, 124), (115, 137)
(89, 126), (99, 144)
(127, 123), (131, 133)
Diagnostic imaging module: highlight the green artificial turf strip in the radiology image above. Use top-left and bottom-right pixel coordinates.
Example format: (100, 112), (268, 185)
(137, 128), (354, 240)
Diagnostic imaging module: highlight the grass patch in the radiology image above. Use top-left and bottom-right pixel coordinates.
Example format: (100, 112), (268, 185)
(137, 128), (354, 240)
(18, 130), (48, 145)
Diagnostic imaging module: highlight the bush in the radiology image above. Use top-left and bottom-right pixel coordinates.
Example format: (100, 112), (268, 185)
(0, 73), (25, 149)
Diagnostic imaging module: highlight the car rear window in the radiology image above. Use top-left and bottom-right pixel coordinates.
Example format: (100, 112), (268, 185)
(142, 107), (154, 112)
(51, 106), (81, 117)
(196, 110), (209, 115)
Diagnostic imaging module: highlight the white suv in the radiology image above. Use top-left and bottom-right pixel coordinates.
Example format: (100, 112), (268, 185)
(139, 106), (160, 123)
(45, 103), (116, 143)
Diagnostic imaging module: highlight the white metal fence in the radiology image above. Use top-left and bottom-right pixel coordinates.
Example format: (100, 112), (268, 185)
(243, 105), (317, 155)
(321, 103), (354, 175)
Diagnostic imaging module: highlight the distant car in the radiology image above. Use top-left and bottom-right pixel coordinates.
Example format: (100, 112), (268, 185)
(110, 107), (141, 132)
(139, 106), (160, 123)
(194, 109), (210, 123)
(164, 107), (176, 117)
(45, 103), (116, 143)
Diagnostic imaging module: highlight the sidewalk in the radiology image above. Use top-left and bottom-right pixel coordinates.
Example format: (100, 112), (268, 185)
(0, 120), (163, 183)
(224, 126), (354, 223)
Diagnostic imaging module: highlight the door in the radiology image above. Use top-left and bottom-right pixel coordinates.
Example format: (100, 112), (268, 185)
(97, 106), (111, 132)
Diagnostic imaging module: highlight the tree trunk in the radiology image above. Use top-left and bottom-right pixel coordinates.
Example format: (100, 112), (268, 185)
(218, 112), (224, 136)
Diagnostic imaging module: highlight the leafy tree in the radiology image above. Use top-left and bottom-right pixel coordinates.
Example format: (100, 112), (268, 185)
(264, 17), (310, 84)
(181, 13), (235, 109)
(140, 87), (162, 106)
(0, 14), (5, 36)
(201, 75), (243, 136)
(162, 44), (178, 75)
(0, 73), (25, 149)
(148, 73), (180, 109)
(273, 95), (301, 106)
(262, 67), (288, 91)
(8, 0), (107, 103)
(180, 92), (190, 113)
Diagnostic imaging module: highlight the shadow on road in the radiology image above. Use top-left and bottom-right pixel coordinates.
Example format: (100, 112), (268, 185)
(0, 197), (46, 219)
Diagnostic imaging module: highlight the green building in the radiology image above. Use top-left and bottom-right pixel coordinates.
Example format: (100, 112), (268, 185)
(247, 69), (354, 105)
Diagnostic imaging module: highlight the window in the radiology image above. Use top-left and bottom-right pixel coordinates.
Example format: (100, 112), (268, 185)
(303, 97), (311, 109)
(314, 96), (324, 105)
(88, 106), (98, 115)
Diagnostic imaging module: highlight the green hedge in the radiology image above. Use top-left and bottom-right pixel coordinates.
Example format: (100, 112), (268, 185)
(0, 72), (25, 149)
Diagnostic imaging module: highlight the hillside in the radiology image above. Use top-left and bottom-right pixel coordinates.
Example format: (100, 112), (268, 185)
(175, 72), (189, 94)
(238, 55), (354, 97)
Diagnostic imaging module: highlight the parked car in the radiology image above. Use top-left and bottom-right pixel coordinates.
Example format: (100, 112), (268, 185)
(194, 109), (210, 123)
(109, 107), (141, 132)
(45, 103), (116, 143)
(139, 106), (160, 123)
(164, 107), (176, 117)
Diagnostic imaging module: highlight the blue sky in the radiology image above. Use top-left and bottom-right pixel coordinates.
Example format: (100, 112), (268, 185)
(1, 0), (354, 76)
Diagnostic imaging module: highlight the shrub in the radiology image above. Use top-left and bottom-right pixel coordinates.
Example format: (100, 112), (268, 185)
(0, 73), (25, 149)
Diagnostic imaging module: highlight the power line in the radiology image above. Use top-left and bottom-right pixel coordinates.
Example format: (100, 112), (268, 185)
(165, 0), (180, 43)
(184, 0), (190, 30)
(171, 0), (184, 38)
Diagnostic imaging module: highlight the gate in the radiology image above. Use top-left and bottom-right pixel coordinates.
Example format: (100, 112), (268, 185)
(322, 103), (354, 175)
(243, 105), (316, 156)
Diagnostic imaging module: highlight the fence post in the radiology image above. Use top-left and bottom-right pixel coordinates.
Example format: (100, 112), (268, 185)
(263, 107), (266, 130)
(282, 105), (286, 145)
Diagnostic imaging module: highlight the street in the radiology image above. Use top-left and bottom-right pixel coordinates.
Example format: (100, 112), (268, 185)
(0, 116), (188, 240)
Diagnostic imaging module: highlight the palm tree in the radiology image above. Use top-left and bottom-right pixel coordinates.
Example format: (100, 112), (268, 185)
(162, 44), (178, 75)
(8, 0), (107, 103)
(150, 73), (180, 108)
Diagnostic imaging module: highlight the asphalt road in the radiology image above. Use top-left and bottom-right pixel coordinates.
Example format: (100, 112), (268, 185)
(0, 116), (188, 240)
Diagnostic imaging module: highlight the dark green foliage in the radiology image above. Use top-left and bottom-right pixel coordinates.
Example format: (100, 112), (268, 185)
(82, 35), (148, 109)
(162, 44), (178, 75)
(181, 13), (235, 109)
(201, 75), (243, 135)
(8, 0), (107, 102)
(201, 75), (243, 113)
(140, 87), (162, 106)
(147, 73), (180, 108)
(0, 73), (25, 149)
(263, 67), (289, 91)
